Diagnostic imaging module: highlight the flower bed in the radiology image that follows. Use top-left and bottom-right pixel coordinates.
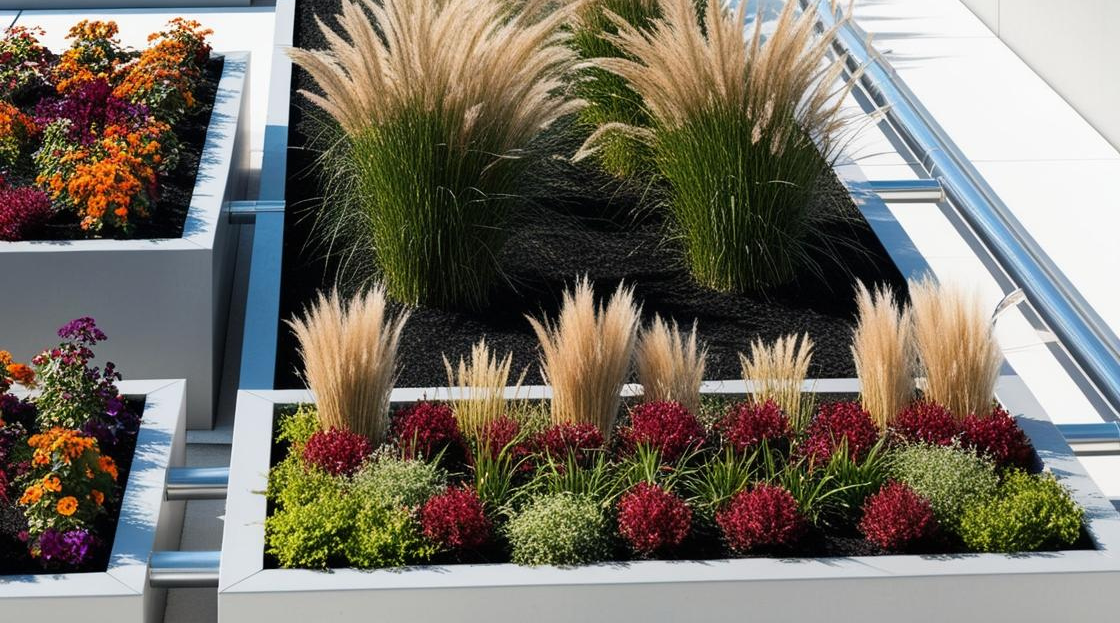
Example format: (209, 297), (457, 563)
(221, 378), (1120, 622)
(0, 320), (186, 623)
(0, 20), (248, 428)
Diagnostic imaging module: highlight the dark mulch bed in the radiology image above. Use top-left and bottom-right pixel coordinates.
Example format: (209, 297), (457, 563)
(0, 397), (144, 575)
(20, 58), (222, 241)
(279, 0), (906, 390)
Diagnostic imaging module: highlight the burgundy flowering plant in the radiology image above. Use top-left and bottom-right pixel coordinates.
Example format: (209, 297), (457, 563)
(719, 400), (791, 452)
(717, 484), (803, 553)
(617, 482), (692, 557)
(535, 421), (605, 468)
(890, 401), (961, 447)
(961, 406), (1033, 469)
(301, 429), (373, 476)
(859, 481), (939, 551)
(799, 401), (881, 465)
(420, 486), (491, 551)
(0, 185), (53, 241)
(393, 402), (465, 463)
(620, 401), (706, 463)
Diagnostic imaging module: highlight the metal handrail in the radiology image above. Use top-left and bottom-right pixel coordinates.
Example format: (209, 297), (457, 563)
(867, 179), (944, 203)
(149, 551), (221, 588)
(166, 467), (230, 501)
(808, 0), (1120, 417)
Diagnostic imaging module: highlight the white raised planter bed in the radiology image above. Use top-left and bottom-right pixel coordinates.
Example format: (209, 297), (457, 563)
(0, 379), (187, 623)
(220, 377), (1120, 622)
(0, 1), (249, 8)
(0, 53), (249, 430)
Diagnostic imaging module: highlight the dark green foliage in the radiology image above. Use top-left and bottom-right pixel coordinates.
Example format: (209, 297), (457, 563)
(959, 470), (1083, 552)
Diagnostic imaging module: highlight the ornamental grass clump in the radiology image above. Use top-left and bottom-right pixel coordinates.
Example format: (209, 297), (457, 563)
(287, 286), (409, 443)
(578, 0), (863, 290)
(444, 339), (524, 440)
(740, 333), (814, 429)
(289, 0), (581, 309)
(527, 277), (641, 435)
(635, 315), (707, 414)
(851, 282), (915, 428)
(910, 277), (1003, 418)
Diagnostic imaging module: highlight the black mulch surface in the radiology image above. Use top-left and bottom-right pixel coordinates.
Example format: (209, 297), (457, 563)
(0, 397), (144, 575)
(278, 0), (906, 390)
(26, 59), (222, 241)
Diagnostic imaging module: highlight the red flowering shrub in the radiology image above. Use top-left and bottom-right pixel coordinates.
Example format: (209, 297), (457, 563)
(859, 481), (938, 551)
(393, 402), (464, 461)
(536, 422), (604, 467)
(891, 401), (961, 446)
(478, 415), (520, 458)
(720, 400), (791, 452)
(617, 482), (692, 556)
(800, 402), (880, 463)
(961, 406), (1033, 469)
(301, 428), (372, 476)
(420, 486), (491, 550)
(620, 401), (705, 462)
(0, 186), (53, 241)
(717, 484), (802, 552)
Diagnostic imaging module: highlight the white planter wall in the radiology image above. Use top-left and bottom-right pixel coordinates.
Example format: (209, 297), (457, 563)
(219, 378), (1120, 623)
(0, 1), (249, 7)
(0, 380), (187, 623)
(0, 52), (250, 430)
(960, 0), (1120, 153)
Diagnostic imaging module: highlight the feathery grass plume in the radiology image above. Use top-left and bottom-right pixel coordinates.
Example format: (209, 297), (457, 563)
(527, 277), (641, 435)
(287, 286), (409, 443)
(739, 333), (814, 430)
(909, 277), (1003, 419)
(851, 281), (915, 429)
(635, 315), (707, 413)
(443, 339), (527, 440)
(288, 0), (583, 309)
(577, 0), (864, 290)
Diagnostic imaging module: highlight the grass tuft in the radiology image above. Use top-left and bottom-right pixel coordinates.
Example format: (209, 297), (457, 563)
(910, 277), (1002, 419)
(635, 314), (707, 413)
(578, 0), (864, 290)
(851, 281), (915, 428)
(288, 0), (582, 309)
(740, 333), (814, 430)
(443, 339), (526, 440)
(286, 286), (409, 443)
(526, 276), (641, 436)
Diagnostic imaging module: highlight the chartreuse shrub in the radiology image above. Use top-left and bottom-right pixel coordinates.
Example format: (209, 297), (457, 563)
(579, 0), (862, 291)
(288, 0), (581, 309)
(506, 492), (612, 566)
(889, 443), (998, 529)
(959, 470), (1083, 552)
(351, 453), (447, 509)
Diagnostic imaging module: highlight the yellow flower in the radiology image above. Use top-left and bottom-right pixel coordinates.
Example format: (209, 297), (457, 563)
(19, 485), (43, 505)
(56, 496), (78, 516)
(42, 475), (62, 492)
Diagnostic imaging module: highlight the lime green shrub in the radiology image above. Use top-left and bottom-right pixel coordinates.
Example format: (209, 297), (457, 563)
(507, 493), (612, 566)
(890, 443), (998, 529)
(959, 470), (1083, 552)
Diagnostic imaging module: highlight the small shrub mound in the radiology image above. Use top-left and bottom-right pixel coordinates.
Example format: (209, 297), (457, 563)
(352, 454), (447, 510)
(720, 400), (791, 452)
(478, 415), (522, 459)
(536, 422), (605, 467)
(617, 482), (692, 557)
(859, 481), (938, 551)
(959, 470), (1083, 552)
(961, 407), (1033, 469)
(507, 493), (611, 566)
(394, 402), (463, 462)
(801, 402), (880, 463)
(0, 186), (53, 241)
(717, 484), (802, 553)
(301, 429), (372, 476)
(621, 401), (705, 462)
(891, 401), (960, 446)
(890, 443), (998, 529)
(421, 487), (491, 551)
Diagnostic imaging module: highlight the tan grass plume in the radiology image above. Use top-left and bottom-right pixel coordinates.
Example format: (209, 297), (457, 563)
(288, 0), (582, 146)
(576, 0), (861, 160)
(444, 339), (526, 439)
(287, 286), (409, 442)
(851, 281), (915, 428)
(527, 277), (641, 435)
(635, 315), (707, 413)
(910, 277), (1002, 419)
(740, 333), (814, 429)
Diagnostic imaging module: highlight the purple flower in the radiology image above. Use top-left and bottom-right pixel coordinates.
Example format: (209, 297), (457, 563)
(57, 317), (107, 344)
(38, 528), (97, 566)
(0, 186), (53, 242)
(34, 79), (152, 145)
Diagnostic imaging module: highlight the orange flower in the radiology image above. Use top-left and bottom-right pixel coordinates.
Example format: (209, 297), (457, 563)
(56, 496), (79, 516)
(0, 350), (11, 366)
(42, 475), (62, 492)
(90, 489), (104, 505)
(98, 456), (118, 480)
(19, 485), (43, 505)
(6, 363), (35, 386)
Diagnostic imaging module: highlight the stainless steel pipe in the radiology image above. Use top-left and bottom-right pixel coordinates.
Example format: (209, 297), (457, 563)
(867, 179), (945, 203)
(806, 0), (1120, 417)
(166, 467), (229, 501)
(149, 551), (221, 588)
